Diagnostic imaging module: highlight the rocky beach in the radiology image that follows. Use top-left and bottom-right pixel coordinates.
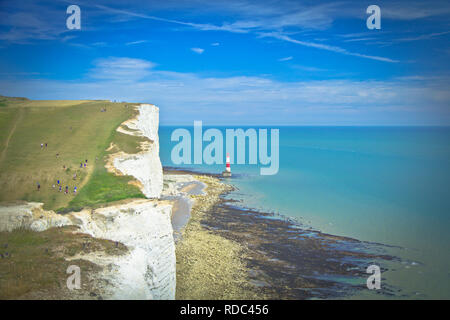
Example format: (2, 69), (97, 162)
(169, 169), (398, 299)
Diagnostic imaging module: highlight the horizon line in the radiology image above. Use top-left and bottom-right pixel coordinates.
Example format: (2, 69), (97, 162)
(159, 124), (450, 127)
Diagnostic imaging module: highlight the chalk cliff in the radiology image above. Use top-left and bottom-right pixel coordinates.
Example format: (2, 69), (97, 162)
(113, 104), (163, 198)
(0, 104), (176, 300)
(79, 104), (175, 299)
(0, 202), (71, 232)
(70, 199), (175, 299)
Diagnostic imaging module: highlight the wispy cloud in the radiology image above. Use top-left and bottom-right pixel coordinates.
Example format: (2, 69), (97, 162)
(211, 42), (220, 46)
(92, 42), (108, 47)
(382, 2), (450, 20)
(278, 56), (293, 61)
(94, 4), (250, 33)
(88, 57), (156, 81)
(291, 65), (327, 72)
(94, 2), (398, 63)
(261, 32), (398, 63)
(125, 40), (149, 46)
(394, 30), (450, 42)
(0, 4), (68, 43)
(191, 47), (205, 54)
(0, 1), (417, 63)
(343, 38), (376, 43)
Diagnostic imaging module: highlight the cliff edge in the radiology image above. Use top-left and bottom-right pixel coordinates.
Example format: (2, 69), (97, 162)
(113, 104), (164, 198)
(0, 103), (176, 300)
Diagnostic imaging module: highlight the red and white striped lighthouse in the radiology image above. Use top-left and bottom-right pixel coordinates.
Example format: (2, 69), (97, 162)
(222, 152), (232, 177)
(226, 153), (231, 173)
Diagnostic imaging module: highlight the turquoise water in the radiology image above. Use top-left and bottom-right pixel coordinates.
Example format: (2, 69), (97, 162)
(159, 126), (450, 299)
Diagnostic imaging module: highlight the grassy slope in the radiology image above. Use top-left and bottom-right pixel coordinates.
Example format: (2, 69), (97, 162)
(0, 96), (148, 299)
(0, 108), (20, 151)
(0, 96), (145, 211)
(0, 226), (127, 299)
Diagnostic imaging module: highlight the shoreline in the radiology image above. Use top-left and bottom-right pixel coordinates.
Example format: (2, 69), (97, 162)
(169, 167), (399, 299)
(161, 171), (207, 242)
(173, 173), (263, 299)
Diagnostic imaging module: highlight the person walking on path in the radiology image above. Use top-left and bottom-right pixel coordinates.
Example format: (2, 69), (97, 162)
(74, 186), (77, 194)
(37, 182), (40, 191)
(59, 185), (62, 192)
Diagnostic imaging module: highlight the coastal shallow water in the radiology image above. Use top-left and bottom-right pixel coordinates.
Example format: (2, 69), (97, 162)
(202, 199), (399, 299)
(161, 126), (450, 299)
(166, 168), (401, 299)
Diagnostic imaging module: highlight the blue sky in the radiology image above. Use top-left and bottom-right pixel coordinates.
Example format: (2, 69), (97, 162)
(0, 0), (449, 125)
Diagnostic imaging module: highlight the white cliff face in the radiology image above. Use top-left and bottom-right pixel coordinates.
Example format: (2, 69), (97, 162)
(70, 200), (175, 300)
(0, 104), (176, 300)
(0, 202), (72, 232)
(113, 104), (163, 198)
(82, 103), (175, 299)
(0, 199), (176, 300)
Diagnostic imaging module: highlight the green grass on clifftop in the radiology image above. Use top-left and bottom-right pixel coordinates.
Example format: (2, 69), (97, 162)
(64, 130), (147, 212)
(0, 96), (145, 211)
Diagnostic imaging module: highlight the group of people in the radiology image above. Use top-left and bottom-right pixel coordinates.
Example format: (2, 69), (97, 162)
(51, 180), (77, 195)
(50, 161), (87, 194)
(80, 159), (88, 168)
(36, 142), (89, 195)
(36, 180), (76, 195)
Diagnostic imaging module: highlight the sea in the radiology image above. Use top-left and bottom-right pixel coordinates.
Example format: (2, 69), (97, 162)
(159, 125), (450, 299)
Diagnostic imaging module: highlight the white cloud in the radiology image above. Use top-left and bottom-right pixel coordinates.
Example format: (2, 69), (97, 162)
(291, 65), (327, 72)
(191, 47), (205, 54)
(278, 56), (293, 61)
(89, 57), (156, 81)
(382, 2), (450, 20)
(394, 30), (450, 42)
(125, 40), (149, 46)
(343, 38), (376, 43)
(0, 1), (410, 63)
(92, 42), (108, 47)
(2, 57), (448, 125)
(211, 42), (220, 46)
(0, 6), (66, 43)
(262, 32), (398, 63)
(93, 2), (399, 63)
